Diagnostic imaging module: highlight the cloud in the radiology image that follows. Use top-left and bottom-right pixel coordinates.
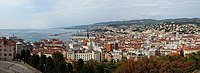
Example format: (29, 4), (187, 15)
(0, 0), (200, 29)
(0, 0), (25, 7)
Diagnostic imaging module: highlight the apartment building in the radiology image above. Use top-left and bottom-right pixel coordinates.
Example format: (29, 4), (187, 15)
(67, 50), (101, 62)
(0, 38), (16, 61)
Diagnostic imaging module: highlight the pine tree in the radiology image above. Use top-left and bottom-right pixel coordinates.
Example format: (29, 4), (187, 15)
(180, 48), (184, 57)
(52, 52), (64, 62)
(77, 59), (84, 73)
(67, 63), (73, 73)
(15, 53), (21, 61)
(25, 50), (31, 62)
(21, 49), (25, 61)
(96, 63), (104, 73)
(45, 57), (55, 73)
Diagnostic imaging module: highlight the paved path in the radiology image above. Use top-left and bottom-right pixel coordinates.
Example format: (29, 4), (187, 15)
(0, 61), (39, 73)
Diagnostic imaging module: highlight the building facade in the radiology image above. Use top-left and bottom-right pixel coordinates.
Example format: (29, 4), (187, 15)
(67, 50), (101, 62)
(106, 42), (118, 52)
(0, 38), (16, 61)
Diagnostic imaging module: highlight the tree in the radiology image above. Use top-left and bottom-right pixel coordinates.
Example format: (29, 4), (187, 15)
(45, 57), (55, 73)
(52, 52), (66, 73)
(188, 52), (200, 71)
(55, 61), (67, 73)
(180, 48), (184, 57)
(84, 59), (99, 73)
(37, 55), (46, 72)
(104, 62), (117, 73)
(52, 52), (64, 62)
(102, 59), (108, 62)
(67, 63), (73, 73)
(188, 53), (198, 60)
(37, 64), (45, 72)
(159, 60), (173, 73)
(15, 53), (21, 61)
(96, 63), (104, 73)
(76, 59), (84, 73)
(28, 56), (33, 66)
(25, 50), (31, 62)
(21, 49), (25, 60)
(29, 54), (40, 68)
(40, 55), (47, 65)
(197, 51), (200, 56)
(114, 54), (199, 73)
(83, 64), (90, 73)
(155, 46), (161, 56)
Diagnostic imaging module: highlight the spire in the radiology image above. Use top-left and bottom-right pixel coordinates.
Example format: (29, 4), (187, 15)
(87, 29), (89, 39)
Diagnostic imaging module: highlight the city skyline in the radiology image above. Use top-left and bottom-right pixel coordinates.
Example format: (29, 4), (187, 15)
(0, 0), (200, 29)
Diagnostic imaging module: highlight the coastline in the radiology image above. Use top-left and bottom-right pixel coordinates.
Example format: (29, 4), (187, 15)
(0, 29), (80, 42)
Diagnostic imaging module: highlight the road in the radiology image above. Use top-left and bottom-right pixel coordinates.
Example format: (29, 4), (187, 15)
(0, 61), (36, 73)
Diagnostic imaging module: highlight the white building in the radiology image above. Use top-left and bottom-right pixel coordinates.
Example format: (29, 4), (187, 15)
(67, 50), (102, 62)
(111, 49), (122, 62)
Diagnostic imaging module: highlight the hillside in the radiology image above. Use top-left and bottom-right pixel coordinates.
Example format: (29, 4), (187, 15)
(62, 18), (200, 29)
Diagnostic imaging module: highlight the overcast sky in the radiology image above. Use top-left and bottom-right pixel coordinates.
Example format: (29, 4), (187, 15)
(0, 0), (200, 29)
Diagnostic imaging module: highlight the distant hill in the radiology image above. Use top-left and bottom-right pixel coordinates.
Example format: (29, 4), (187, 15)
(64, 18), (200, 29)
(93, 18), (200, 26)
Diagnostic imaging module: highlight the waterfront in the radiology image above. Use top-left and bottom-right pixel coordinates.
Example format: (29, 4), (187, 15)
(0, 29), (78, 42)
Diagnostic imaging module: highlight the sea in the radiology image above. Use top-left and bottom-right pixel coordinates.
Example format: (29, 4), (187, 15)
(0, 29), (80, 42)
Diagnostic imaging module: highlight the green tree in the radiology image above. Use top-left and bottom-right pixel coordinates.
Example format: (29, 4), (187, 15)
(52, 52), (64, 62)
(76, 59), (84, 73)
(37, 55), (46, 72)
(55, 61), (67, 73)
(52, 52), (66, 73)
(45, 57), (55, 73)
(21, 49), (25, 60)
(67, 63), (73, 73)
(28, 56), (33, 65)
(102, 59), (108, 62)
(180, 48), (184, 57)
(197, 51), (200, 56)
(96, 63), (104, 73)
(188, 53), (198, 60)
(188, 52), (200, 71)
(83, 59), (99, 73)
(37, 64), (45, 72)
(29, 54), (40, 68)
(25, 50), (31, 62)
(15, 53), (21, 61)
(40, 55), (47, 65)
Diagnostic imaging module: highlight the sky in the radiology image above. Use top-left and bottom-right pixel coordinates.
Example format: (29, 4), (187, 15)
(0, 0), (200, 29)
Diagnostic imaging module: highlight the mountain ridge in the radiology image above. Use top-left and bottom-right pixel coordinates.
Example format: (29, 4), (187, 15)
(62, 18), (200, 29)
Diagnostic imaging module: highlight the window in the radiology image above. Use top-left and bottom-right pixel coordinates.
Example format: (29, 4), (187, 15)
(112, 45), (115, 49)
(0, 49), (1, 52)
(9, 54), (12, 56)
(68, 52), (73, 54)
(4, 49), (7, 52)
(0, 53), (1, 56)
(4, 58), (6, 60)
(10, 49), (12, 52)
(4, 53), (7, 56)
(0, 58), (1, 60)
